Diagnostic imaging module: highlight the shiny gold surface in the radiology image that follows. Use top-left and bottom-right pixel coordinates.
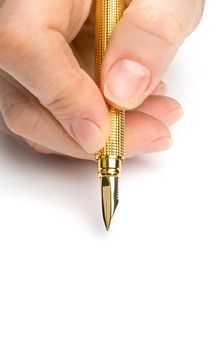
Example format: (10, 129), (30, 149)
(101, 176), (119, 231)
(95, 0), (125, 229)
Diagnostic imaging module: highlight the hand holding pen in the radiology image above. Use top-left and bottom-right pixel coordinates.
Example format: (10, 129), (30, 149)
(0, 0), (204, 225)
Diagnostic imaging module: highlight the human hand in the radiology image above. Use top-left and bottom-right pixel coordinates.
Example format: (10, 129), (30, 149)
(0, 0), (204, 159)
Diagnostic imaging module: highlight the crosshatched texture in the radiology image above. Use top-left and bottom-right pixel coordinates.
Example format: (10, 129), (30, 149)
(95, 0), (125, 160)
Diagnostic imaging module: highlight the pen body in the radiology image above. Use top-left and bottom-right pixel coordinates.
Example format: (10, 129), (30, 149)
(95, 0), (125, 177)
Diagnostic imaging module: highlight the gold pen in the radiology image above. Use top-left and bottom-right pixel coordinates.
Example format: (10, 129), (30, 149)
(95, 0), (125, 230)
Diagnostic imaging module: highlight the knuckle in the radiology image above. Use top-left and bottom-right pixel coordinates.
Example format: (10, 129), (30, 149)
(3, 101), (41, 138)
(5, 116), (22, 136)
(0, 23), (36, 65)
(4, 106), (26, 136)
(125, 6), (183, 46)
(42, 91), (72, 114)
(25, 139), (51, 155)
(40, 74), (87, 118)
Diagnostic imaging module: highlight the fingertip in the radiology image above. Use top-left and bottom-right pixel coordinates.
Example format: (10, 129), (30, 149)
(136, 95), (184, 126)
(142, 137), (173, 154)
(164, 108), (184, 126)
(125, 111), (171, 158)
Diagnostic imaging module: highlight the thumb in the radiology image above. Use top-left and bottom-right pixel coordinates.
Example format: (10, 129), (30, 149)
(101, 0), (204, 109)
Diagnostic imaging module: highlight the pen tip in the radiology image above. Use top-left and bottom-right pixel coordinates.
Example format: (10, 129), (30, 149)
(101, 176), (119, 231)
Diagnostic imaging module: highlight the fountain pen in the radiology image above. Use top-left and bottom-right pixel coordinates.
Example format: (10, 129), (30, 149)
(95, 0), (125, 230)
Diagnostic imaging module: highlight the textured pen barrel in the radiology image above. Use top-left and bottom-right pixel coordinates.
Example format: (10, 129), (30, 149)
(95, 0), (125, 177)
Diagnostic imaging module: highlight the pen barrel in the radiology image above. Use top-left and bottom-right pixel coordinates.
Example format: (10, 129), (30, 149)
(95, 0), (125, 176)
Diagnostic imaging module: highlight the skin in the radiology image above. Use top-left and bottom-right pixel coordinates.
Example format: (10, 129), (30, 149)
(0, 0), (205, 160)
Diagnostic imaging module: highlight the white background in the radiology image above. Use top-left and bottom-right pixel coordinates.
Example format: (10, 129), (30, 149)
(0, 3), (209, 350)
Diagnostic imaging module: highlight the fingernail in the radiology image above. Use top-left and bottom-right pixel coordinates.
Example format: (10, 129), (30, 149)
(142, 137), (173, 154)
(164, 108), (184, 126)
(70, 119), (105, 154)
(104, 59), (150, 108)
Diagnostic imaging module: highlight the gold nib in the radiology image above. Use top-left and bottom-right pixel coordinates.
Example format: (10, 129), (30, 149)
(101, 176), (119, 230)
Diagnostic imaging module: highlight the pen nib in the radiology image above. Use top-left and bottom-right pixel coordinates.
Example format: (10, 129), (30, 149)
(101, 176), (119, 231)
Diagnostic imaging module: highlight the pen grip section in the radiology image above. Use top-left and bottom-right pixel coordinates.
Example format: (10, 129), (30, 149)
(95, 0), (125, 162)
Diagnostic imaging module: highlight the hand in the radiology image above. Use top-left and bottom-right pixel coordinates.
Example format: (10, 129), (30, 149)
(0, 0), (204, 159)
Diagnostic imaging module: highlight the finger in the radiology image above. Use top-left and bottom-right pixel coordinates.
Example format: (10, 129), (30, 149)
(24, 108), (173, 159)
(125, 110), (172, 158)
(0, 75), (92, 160)
(151, 81), (167, 96)
(102, 0), (205, 109)
(135, 95), (183, 126)
(0, 0), (109, 154)
(0, 74), (173, 160)
(25, 109), (173, 159)
(25, 139), (60, 155)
